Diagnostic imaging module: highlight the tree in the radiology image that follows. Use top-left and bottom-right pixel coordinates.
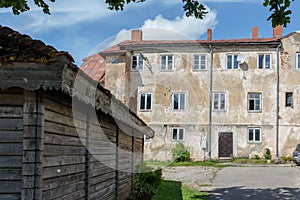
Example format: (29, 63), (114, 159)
(0, 0), (295, 27)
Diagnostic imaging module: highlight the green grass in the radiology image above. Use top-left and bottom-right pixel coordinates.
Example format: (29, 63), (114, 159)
(145, 160), (231, 168)
(233, 158), (272, 164)
(151, 180), (207, 200)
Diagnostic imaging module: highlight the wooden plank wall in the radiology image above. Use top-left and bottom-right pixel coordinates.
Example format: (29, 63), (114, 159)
(0, 89), (24, 200)
(43, 93), (87, 199)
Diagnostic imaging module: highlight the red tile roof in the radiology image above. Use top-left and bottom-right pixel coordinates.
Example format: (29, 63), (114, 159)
(0, 25), (75, 64)
(80, 54), (105, 83)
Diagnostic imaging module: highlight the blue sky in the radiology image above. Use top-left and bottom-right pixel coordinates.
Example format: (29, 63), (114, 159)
(1, 0), (299, 66)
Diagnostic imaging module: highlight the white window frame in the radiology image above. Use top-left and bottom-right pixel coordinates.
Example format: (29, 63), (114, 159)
(172, 92), (186, 111)
(248, 93), (262, 112)
(247, 128), (262, 143)
(131, 55), (144, 71)
(160, 55), (174, 71)
(193, 54), (207, 70)
(226, 54), (239, 70)
(213, 92), (226, 111)
(257, 54), (271, 69)
(139, 93), (152, 111)
(171, 128), (185, 141)
(297, 53), (300, 69)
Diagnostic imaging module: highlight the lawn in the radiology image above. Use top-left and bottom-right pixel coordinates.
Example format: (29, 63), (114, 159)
(151, 180), (207, 200)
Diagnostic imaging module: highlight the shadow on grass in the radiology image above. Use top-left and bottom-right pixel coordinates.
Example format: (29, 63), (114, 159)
(152, 180), (207, 200)
(209, 187), (300, 200)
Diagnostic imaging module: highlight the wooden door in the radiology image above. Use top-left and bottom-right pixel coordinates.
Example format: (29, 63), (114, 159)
(218, 132), (233, 158)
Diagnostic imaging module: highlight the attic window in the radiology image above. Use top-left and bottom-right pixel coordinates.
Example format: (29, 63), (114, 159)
(297, 53), (300, 69)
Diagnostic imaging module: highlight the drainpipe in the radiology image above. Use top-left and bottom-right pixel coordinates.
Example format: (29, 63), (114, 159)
(275, 43), (281, 160)
(208, 44), (213, 160)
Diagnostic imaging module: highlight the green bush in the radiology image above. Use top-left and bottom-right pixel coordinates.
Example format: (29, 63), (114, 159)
(264, 148), (272, 160)
(171, 142), (191, 162)
(129, 163), (162, 200)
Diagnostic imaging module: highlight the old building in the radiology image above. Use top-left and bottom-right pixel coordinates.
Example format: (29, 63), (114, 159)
(82, 26), (300, 161)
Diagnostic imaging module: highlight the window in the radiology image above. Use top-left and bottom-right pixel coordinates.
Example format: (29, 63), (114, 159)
(258, 54), (271, 69)
(193, 54), (206, 70)
(131, 55), (143, 70)
(297, 53), (300, 69)
(213, 93), (226, 110)
(226, 54), (238, 69)
(248, 93), (262, 112)
(173, 93), (186, 111)
(160, 55), (174, 71)
(172, 128), (185, 141)
(248, 128), (261, 142)
(286, 92), (293, 107)
(139, 93), (152, 111)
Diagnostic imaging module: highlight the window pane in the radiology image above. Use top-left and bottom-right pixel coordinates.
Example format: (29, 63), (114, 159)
(249, 129), (254, 141)
(258, 55), (263, 69)
(220, 94), (225, 109)
(146, 94), (152, 110)
(200, 55), (206, 69)
(255, 99), (260, 110)
(265, 55), (271, 69)
(180, 94), (185, 110)
(172, 129), (178, 140)
(173, 94), (179, 110)
(233, 55), (238, 69)
(213, 94), (219, 109)
(194, 55), (199, 70)
(255, 129), (260, 141)
(167, 56), (173, 70)
(132, 56), (137, 70)
(286, 92), (292, 107)
(249, 100), (254, 110)
(140, 94), (145, 110)
(161, 56), (166, 70)
(298, 54), (300, 69)
(227, 55), (232, 69)
(179, 129), (184, 140)
(138, 56), (143, 69)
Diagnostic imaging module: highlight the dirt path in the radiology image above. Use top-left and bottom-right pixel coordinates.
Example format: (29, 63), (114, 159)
(162, 166), (219, 191)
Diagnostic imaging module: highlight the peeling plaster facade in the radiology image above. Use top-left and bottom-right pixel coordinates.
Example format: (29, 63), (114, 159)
(83, 28), (300, 161)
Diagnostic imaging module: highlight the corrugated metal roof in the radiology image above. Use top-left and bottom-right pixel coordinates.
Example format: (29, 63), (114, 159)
(80, 54), (105, 83)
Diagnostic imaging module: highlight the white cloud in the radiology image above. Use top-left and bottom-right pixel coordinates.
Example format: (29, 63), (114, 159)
(93, 5), (218, 53)
(0, 0), (114, 33)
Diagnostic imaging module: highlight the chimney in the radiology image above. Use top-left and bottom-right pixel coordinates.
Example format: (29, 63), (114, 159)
(273, 25), (282, 39)
(252, 27), (258, 40)
(207, 29), (212, 41)
(131, 30), (142, 41)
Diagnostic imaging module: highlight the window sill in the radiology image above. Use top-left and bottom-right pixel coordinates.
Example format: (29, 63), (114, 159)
(248, 110), (262, 113)
(248, 141), (262, 144)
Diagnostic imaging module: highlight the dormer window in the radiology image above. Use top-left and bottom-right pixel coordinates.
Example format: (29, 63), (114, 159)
(131, 55), (144, 70)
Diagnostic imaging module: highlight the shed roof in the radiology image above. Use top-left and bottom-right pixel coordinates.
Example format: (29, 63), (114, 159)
(0, 25), (154, 137)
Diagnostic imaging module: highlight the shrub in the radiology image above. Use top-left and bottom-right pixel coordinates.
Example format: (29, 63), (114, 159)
(171, 142), (191, 162)
(129, 163), (162, 200)
(264, 148), (272, 160)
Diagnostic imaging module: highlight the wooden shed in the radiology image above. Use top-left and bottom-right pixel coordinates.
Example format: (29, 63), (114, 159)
(0, 26), (154, 200)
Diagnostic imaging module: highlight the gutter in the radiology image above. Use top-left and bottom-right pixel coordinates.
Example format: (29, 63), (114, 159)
(275, 43), (282, 159)
(208, 44), (213, 160)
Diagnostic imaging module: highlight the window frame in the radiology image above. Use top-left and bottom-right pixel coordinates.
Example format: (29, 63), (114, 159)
(213, 92), (227, 111)
(226, 54), (239, 70)
(257, 54), (271, 69)
(172, 92), (187, 111)
(247, 128), (262, 143)
(285, 92), (293, 107)
(248, 93), (262, 112)
(171, 127), (185, 142)
(139, 93), (153, 111)
(131, 55), (144, 71)
(160, 55), (174, 71)
(193, 54), (207, 70)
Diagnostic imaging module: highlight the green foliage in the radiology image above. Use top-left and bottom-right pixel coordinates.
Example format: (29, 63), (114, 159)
(0, 0), (55, 15)
(254, 154), (260, 160)
(0, 0), (295, 28)
(171, 142), (191, 162)
(281, 156), (293, 163)
(130, 163), (162, 200)
(263, 0), (294, 27)
(264, 148), (272, 160)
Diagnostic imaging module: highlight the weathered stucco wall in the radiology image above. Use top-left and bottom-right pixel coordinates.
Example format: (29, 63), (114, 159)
(104, 33), (300, 161)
